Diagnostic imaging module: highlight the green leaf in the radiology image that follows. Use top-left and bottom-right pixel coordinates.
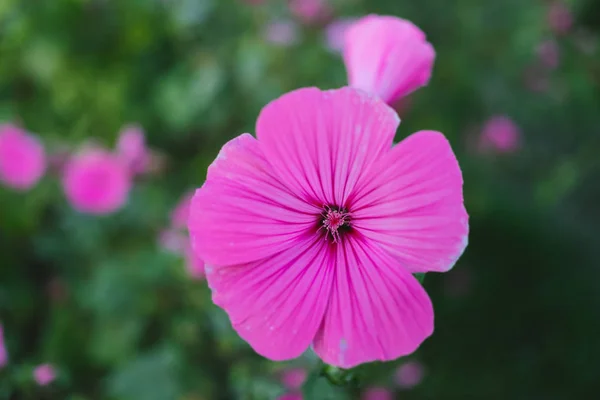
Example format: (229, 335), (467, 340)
(414, 273), (426, 284)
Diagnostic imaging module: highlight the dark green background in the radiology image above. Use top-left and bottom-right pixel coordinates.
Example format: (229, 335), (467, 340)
(1, 0), (599, 399)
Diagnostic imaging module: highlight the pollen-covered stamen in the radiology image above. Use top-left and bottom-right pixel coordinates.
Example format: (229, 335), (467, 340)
(320, 205), (351, 243)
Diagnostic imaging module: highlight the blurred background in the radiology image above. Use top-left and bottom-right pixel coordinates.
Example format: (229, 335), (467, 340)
(1, 0), (600, 399)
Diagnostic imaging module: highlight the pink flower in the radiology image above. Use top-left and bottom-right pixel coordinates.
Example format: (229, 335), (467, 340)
(0, 124), (46, 191)
(188, 87), (468, 368)
(278, 394), (303, 400)
(289, 0), (330, 24)
(264, 20), (300, 47)
(0, 324), (8, 368)
(324, 18), (357, 53)
(63, 148), (131, 214)
(33, 364), (56, 386)
(362, 387), (393, 400)
(395, 360), (425, 389)
(171, 191), (194, 229)
(343, 15), (435, 105)
(537, 39), (560, 69)
(116, 125), (150, 175)
(547, 2), (572, 35)
(184, 243), (205, 280)
(479, 116), (521, 153)
(281, 368), (307, 389)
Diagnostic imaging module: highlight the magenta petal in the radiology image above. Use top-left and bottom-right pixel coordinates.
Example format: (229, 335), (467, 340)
(312, 237), (434, 368)
(351, 131), (468, 273)
(256, 87), (399, 207)
(0, 124), (46, 191)
(189, 133), (318, 266)
(205, 237), (334, 361)
(344, 15), (435, 105)
(0, 324), (7, 368)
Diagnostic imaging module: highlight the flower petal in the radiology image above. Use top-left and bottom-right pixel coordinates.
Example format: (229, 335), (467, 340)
(312, 236), (434, 368)
(189, 133), (318, 266)
(206, 236), (334, 361)
(256, 87), (399, 207)
(344, 15), (435, 105)
(351, 131), (468, 273)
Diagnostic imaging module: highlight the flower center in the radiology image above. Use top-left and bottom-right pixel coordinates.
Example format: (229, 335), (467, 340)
(320, 205), (351, 243)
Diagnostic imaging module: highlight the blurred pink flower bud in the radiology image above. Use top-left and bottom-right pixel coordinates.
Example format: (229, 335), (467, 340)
(362, 387), (393, 400)
(281, 368), (307, 390)
(0, 124), (46, 191)
(324, 18), (357, 53)
(264, 20), (300, 47)
(0, 324), (8, 368)
(479, 116), (521, 153)
(63, 148), (131, 214)
(537, 39), (560, 69)
(547, 2), (572, 35)
(395, 360), (425, 389)
(116, 125), (150, 175)
(289, 0), (330, 24)
(33, 364), (56, 386)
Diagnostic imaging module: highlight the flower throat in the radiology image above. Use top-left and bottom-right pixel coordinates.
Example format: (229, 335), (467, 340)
(320, 205), (352, 243)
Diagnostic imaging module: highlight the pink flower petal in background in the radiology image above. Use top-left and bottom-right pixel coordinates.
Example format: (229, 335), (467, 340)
(278, 394), (303, 400)
(264, 20), (300, 47)
(281, 368), (307, 390)
(116, 124), (150, 175)
(395, 360), (425, 389)
(289, 0), (330, 24)
(324, 18), (357, 53)
(362, 387), (393, 400)
(159, 229), (187, 253)
(0, 324), (8, 368)
(547, 2), (572, 36)
(0, 124), (46, 191)
(189, 87), (468, 367)
(478, 116), (521, 154)
(33, 364), (56, 386)
(184, 243), (205, 280)
(343, 15), (435, 105)
(62, 148), (131, 214)
(537, 39), (560, 69)
(170, 191), (194, 230)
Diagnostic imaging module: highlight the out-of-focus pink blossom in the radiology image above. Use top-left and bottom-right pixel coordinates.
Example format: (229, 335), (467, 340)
(395, 360), (425, 389)
(324, 18), (357, 53)
(478, 116), (521, 153)
(343, 15), (435, 105)
(278, 394), (303, 400)
(362, 387), (393, 400)
(289, 0), (330, 24)
(0, 324), (8, 368)
(264, 20), (300, 47)
(171, 191), (194, 230)
(33, 364), (56, 386)
(0, 124), (46, 191)
(116, 125), (150, 175)
(537, 39), (560, 69)
(547, 2), (572, 35)
(62, 148), (131, 214)
(281, 368), (307, 390)
(184, 244), (205, 280)
(159, 229), (187, 253)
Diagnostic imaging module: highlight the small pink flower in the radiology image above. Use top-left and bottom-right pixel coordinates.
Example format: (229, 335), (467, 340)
(116, 125), (150, 175)
(395, 360), (425, 389)
(362, 387), (393, 400)
(171, 191), (194, 230)
(537, 39), (560, 69)
(547, 2), (572, 35)
(63, 148), (131, 214)
(189, 87), (468, 367)
(264, 20), (300, 47)
(479, 116), (521, 154)
(324, 18), (357, 53)
(0, 324), (8, 368)
(281, 368), (307, 390)
(344, 15), (435, 105)
(0, 124), (46, 191)
(278, 394), (303, 400)
(289, 0), (330, 24)
(33, 364), (56, 386)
